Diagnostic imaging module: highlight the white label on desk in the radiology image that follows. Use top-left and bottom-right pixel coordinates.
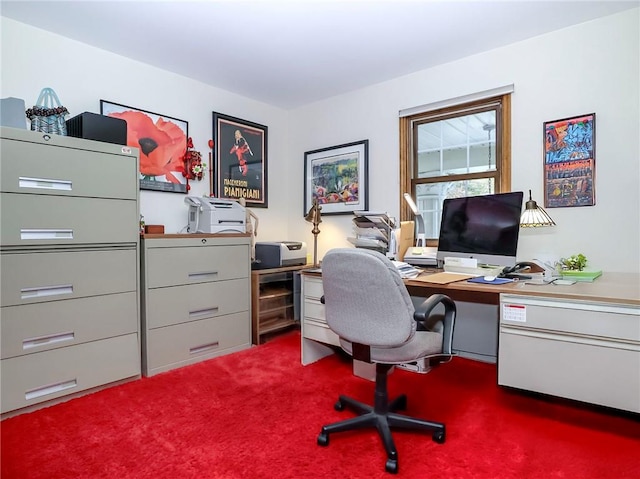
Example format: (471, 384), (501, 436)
(503, 303), (526, 322)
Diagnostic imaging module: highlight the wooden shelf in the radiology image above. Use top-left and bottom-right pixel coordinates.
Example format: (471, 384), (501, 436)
(251, 264), (310, 345)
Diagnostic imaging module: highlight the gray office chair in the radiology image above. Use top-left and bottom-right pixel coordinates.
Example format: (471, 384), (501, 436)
(317, 248), (456, 474)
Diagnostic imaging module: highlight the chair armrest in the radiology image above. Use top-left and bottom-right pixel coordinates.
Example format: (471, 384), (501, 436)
(413, 294), (456, 355)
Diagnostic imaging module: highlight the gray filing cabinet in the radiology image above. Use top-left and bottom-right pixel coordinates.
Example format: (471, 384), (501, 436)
(140, 234), (252, 376)
(0, 127), (141, 416)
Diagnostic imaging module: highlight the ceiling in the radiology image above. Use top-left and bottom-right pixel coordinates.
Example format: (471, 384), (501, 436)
(1, 1), (637, 109)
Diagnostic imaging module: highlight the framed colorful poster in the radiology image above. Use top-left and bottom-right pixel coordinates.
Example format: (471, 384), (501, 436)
(304, 140), (369, 216)
(100, 100), (189, 193)
(212, 112), (268, 207)
(544, 113), (595, 208)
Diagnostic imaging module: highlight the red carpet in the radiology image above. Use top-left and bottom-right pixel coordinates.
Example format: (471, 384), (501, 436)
(2, 331), (639, 478)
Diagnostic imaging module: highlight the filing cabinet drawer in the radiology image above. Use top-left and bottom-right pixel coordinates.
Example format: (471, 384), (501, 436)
(1, 292), (138, 359)
(304, 277), (324, 300)
(304, 300), (326, 322)
(0, 137), (137, 200)
(145, 279), (249, 329)
(500, 295), (640, 341)
(499, 329), (640, 413)
(145, 311), (250, 376)
(145, 244), (249, 288)
(0, 193), (138, 246)
(1, 248), (137, 306)
(304, 319), (340, 346)
(1, 333), (140, 414)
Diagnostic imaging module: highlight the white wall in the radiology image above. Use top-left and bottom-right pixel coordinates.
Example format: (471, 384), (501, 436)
(2, 9), (638, 273)
(288, 9), (640, 274)
(0, 16), (291, 240)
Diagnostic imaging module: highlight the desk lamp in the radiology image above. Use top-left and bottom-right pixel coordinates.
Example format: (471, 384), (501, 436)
(305, 198), (322, 267)
(403, 193), (426, 247)
(520, 190), (556, 227)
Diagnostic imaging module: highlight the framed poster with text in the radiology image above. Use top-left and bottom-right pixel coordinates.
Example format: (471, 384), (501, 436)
(212, 112), (268, 207)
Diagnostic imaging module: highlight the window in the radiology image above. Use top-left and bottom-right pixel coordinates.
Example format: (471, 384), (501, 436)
(400, 92), (512, 243)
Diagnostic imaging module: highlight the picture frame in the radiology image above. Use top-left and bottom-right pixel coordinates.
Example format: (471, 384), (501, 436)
(100, 100), (189, 193)
(212, 112), (268, 208)
(543, 113), (595, 208)
(304, 140), (369, 216)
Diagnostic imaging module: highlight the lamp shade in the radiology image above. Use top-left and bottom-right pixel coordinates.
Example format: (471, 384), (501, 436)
(520, 190), (555, 227)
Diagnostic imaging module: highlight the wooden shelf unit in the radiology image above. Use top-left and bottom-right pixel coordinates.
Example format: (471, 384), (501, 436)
(251, 264), (309, 344)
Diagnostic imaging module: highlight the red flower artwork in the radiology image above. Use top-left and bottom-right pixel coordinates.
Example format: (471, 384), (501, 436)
(110, 110), (186, 183)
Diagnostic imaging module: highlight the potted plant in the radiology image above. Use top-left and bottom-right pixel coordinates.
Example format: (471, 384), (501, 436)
(557, 253), (602, 281)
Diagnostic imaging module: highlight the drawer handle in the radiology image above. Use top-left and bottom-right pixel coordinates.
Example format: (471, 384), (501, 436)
(188, 271), (218, 281)
(188, 307), (219, 320)
(25, 379), (77, 401)
(19, 176), (72, 191)
(23, 331), (75, 350)
(20, 229), (74, 240)
(190, 341), (219, 355)
(21, 284), (73, 299)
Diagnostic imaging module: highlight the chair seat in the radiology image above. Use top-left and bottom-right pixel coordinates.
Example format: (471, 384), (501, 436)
(340, 330), (443, 364)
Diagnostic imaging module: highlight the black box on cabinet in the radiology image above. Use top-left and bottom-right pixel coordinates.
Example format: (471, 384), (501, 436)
(66, 112), (127, 145)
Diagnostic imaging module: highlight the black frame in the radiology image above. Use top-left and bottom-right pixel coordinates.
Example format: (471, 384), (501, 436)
(304, 140), (369, 216)
(212, 112), (268, 207)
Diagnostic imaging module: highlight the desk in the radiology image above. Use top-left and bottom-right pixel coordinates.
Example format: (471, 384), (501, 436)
(301, 270), (640, 412)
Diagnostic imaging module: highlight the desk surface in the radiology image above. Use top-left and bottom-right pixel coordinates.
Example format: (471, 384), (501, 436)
(303, 270), (640, 306)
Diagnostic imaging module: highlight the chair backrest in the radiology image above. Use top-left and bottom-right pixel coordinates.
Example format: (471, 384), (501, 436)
(321, 248), (416, 348)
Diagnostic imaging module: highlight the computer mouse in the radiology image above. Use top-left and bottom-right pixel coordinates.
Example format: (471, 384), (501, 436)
(484, 276), (496, 282)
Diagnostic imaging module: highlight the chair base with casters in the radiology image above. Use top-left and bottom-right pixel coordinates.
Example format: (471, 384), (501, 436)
(317, 361), (446, 474)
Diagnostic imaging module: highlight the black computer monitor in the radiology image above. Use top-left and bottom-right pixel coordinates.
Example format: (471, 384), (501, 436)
(436, 191), (524, 268)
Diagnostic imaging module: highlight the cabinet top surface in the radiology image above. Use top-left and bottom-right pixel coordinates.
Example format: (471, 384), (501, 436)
(0, 126), (138, 157)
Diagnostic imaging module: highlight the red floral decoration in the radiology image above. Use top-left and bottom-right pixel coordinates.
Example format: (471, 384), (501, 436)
(182, 137), (206, 182)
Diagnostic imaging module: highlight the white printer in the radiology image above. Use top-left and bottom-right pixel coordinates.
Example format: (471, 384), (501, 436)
(254, 241), (307, 269)
(185, 197), (246, 234)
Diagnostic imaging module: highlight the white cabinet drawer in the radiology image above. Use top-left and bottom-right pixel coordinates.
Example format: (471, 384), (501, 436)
(304, 320), (340, 346)
(145, 278), (249, 329)
(145, 244), (248, 288)
(0, 136), (137, 200)
(500, 295), (640, 342)
(1, 248), (137, 306)
(499, 329), (640, 413)
(1, 292), (138, 359)
(304, 299), (326, 322)
(0, 193), (138, 246)
(145, 312), (250, 376)
(304, 276), (324, 300)
(1, 333), (140, 414)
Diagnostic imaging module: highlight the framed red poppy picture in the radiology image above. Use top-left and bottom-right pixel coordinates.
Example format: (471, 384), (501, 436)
(212, 112), (268, 208)
(101, 100), (189, 193)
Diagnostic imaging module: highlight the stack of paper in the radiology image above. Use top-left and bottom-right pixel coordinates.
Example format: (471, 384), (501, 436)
(391, 261), (421, 279)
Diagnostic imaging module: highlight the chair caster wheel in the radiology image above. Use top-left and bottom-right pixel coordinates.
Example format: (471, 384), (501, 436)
(393, 394), (407, 411)
(385, 458), (398, 474)
(317, 431), (329, 446)
(334, 400), (344, 411)
(432, 430), (446, 444)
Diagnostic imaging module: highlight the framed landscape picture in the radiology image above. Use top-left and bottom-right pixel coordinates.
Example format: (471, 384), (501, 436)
(543, 113), (595, 208)
(212, 112), (268, 207)
(304, 140), (369, 216)
(101, 100), (189, 193)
